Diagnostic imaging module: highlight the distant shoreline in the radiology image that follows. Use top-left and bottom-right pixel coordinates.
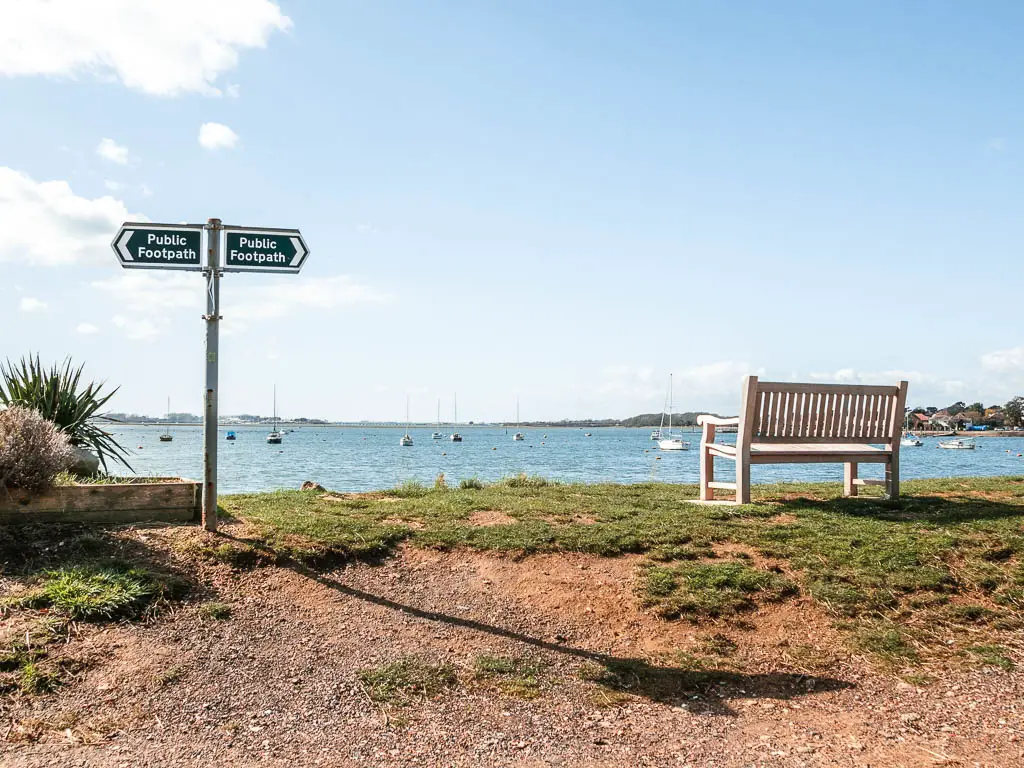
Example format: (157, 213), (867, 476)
(117, 423), (1021, 437)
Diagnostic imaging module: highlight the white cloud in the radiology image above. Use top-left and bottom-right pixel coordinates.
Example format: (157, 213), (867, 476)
(198, 122), (240, 151)
(226, 83), (241, 99)
(595, 361), (757, 410)
(92, 272), (203, 313)
(93, 272), (390, 339)
(19, 297), (47, 312)
(981, 347), (1024, 373)
(0, 167), (142, 266)
(104, 180), (124, 192)
(111, 315), (167, 341)
(96, 138), (129, 165)
(223, 276), (391, 333)
(0, 1), (292, 97)
(76, 322), (99, 335)
(987, 137), (1007, 152)
(809, 368), (969, 406)
(139, 184), (154, 197)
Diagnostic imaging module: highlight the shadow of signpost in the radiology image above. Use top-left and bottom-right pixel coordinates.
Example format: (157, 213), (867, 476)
(220, 531), (854, 715)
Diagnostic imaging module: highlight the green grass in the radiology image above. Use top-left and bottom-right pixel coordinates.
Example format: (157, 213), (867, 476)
(198, 601), (232, 621)
(11, 564), (176, 621)
(472, 655), (546, 699)
(639, 561), (798, 619)
(964, 644), (1015, 671)
(221, 476), (1024, 664)
(851, 622), (920, 664)
(16, 661), (58, 695)
(357, 657), (459, 706)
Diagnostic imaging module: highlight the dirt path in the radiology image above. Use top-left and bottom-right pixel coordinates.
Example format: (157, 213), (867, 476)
(2, 525), (1022, 767)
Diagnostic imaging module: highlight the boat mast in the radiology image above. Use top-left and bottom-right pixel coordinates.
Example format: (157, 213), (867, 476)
(667, 374), (673, 434)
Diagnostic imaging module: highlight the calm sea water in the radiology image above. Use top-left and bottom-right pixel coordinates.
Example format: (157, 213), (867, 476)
(111, 425), (1024, 494)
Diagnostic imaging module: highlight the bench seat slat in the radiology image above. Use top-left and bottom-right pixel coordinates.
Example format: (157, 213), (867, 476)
(751, 443), (889, 455)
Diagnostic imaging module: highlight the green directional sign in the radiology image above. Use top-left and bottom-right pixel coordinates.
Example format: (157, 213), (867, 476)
(111, 223), (203, 270)
(223, 227), (309, 274)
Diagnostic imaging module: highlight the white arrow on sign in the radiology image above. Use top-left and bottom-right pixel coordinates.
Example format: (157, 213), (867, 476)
(289, 237), (307, 267)
(115, 229), (134, 261)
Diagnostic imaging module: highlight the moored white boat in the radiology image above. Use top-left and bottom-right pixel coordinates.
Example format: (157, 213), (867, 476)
(657, 374), (690, 451)
(266, 385), (283, 444)
(432, 400), (443, 439)
(650, 429), (662, 440)
(512, 397), (524, 441)
(400, 396), (413, 446)
(938, 438), (976, 450)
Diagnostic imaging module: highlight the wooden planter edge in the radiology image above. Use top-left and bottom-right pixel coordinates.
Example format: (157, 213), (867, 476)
(0, 479), (201, 525)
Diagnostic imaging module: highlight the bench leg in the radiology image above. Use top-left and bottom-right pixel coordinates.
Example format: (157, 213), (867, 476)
(886, 457), (899, 500)
(699, 447), (714, 501)
(736, 458), (751, 505)
(844, 463), (858, 497)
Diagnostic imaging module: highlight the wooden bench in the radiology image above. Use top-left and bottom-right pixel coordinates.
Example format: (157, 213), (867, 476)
(697, 376), (909, 504)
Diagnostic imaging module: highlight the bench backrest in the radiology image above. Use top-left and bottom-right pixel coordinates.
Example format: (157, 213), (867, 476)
(741, 377), (908, 445)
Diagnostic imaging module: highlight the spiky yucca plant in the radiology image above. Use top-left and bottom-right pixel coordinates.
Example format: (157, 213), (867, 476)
(0, 356), (131, 471)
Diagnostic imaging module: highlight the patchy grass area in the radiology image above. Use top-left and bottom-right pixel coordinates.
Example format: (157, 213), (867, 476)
(10, 565), (177, 621)
(472, 654), (546, 699)
(223, 477), (1024, 665)
(0, 524), (194, 698)
(357, 657), (459, 706)
(638, 561), (797, 619)
(198, 601), (232, 621)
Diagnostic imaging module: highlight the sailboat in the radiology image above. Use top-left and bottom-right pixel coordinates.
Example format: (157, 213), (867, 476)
(450, 394), (463, 442)
(901, 413), (923, 447)
(658, 374), (690, 451)
(159, 397), (173, 442)
(652, 389), (668, 440)
(266, 386), (283, 444)
(400, 396), (414, 446)
(432, 399), (443, 439)
(512, 397), (525, 441)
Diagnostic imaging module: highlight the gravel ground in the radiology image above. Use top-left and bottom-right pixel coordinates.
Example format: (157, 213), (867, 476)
(2, 523), (1022, 767)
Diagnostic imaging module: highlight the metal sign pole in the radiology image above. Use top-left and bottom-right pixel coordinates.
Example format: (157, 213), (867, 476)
(112, 217), (308, 532)
(202, 218), (222, 531)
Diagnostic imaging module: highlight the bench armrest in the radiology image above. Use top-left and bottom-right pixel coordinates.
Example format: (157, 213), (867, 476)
(697, 415), (740, 426)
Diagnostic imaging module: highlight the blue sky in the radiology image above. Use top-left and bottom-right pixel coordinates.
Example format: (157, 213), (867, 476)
(1, 1), (1022, 421)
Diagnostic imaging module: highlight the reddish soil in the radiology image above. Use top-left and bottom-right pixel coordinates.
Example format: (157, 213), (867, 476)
(2, 524), (1022, 767)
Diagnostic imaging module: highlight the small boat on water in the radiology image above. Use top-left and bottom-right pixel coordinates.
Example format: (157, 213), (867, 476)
(432, 399), (443, 439)
(400, 395), (413, 446)
(900, 414), (923, 446)
(226, 431), (236, 441)
(267, 386), (283, 444)
(650, 429), (662, 440)
(159, 397), (174, 442)
(657, 374), (690, 451)
(938, 438), (976, 450)
(512, 397), (524, 441)
(450, 393), (463, 442)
